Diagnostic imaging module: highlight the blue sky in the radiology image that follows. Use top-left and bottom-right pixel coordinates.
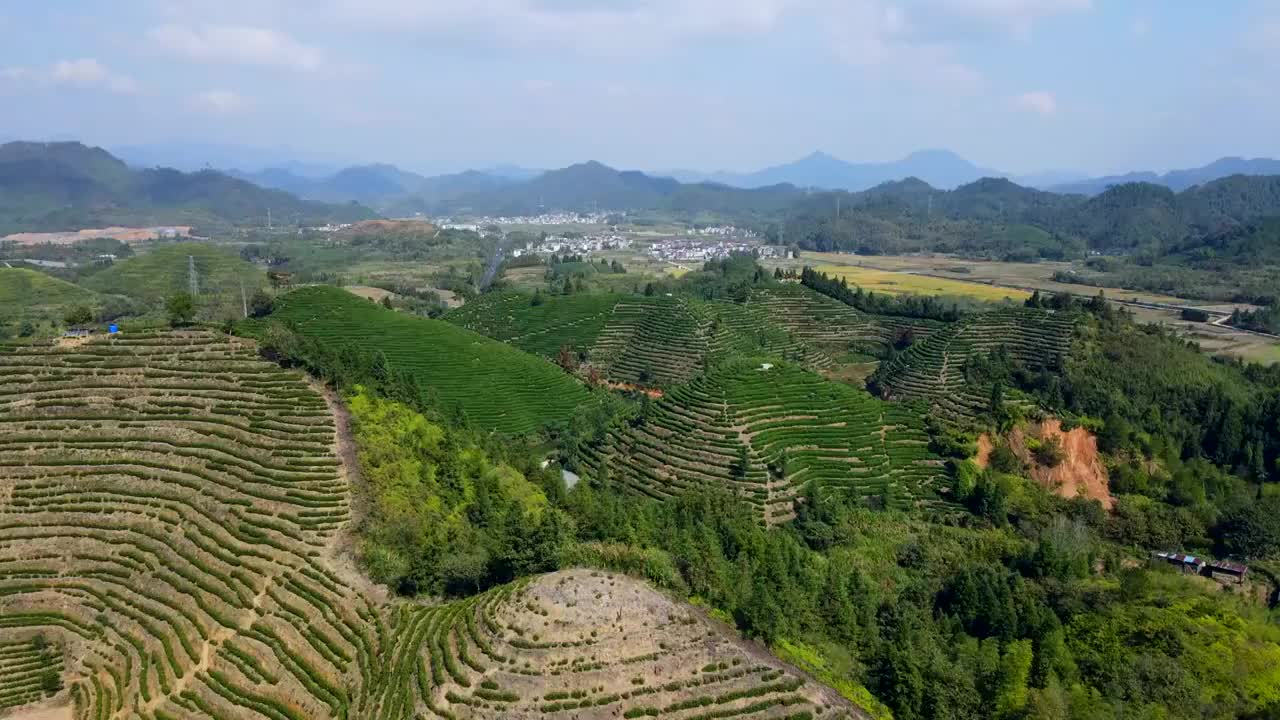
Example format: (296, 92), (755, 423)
(2, 1), (1278, 175)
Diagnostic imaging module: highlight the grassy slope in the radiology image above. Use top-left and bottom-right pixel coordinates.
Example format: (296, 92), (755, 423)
(82, 242), (266, 302)
(271, 285), (593, 435)
(0, 267), (97, 314)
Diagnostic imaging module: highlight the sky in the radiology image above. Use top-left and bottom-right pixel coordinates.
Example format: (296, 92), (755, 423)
(2, 1), (1279, 176)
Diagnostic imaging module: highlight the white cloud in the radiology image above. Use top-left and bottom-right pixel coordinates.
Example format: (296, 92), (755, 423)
(822, 1), (984, 94)
(1132, 17), (1150, 38)
(1014, 90), (1057, 116)
(188, 89), (250, 114)
(0, 58), (137, 93)
(148, 24), (323, 71)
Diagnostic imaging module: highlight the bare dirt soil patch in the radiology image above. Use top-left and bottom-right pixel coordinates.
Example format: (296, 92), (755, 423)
(344, 285), (395, 302)
(1, 226), (191, 245)
(4, 702), (73, 720)
(978, 419), (1113, 509)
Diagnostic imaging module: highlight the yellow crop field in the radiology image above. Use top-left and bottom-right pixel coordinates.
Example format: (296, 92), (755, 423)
(812, 263), (1031, 303)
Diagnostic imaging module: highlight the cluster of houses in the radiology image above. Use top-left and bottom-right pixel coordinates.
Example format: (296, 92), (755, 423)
(648, 239), (792, 263)
(439, 211), (612, 228)
(685, 225), (758, 238)
(1152, 551), (1249, 584)
(300, 223), (357, 234)
(511, 234), (633, 258)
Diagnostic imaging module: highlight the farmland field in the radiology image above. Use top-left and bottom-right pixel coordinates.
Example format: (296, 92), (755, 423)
(796, 253), (1172, 304)
(0, 331), (863, 720)
(808, 262), (1031, 304)
(266, 285), (593, 435)
(580, 359), (949, 524)
(789, 253), (1280, 365)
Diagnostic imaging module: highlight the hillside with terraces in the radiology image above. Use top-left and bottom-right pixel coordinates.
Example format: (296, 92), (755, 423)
(742, 286), (945, 358)
(871, 308), (1078, 420)
(447, 289), (862, 389)
(0, 331), (864, 720)
(579, 359), (949, 524)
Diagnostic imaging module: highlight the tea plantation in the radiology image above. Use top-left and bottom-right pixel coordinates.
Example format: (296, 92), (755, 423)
(0, 331), (861, 720)
(0, 330), (383, 718)
(873, 308), (1078, 420)
(580, 359), (949, 524)
(449, 290), (839, 388)
(268, 286), (594, 435)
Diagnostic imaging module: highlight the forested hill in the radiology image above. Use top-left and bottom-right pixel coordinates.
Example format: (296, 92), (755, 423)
(0, 141), (375, 235)
(772, 174), (1280, 257)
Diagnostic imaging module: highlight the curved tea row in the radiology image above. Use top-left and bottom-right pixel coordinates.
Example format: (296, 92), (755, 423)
(874, 308), (1077, 420)
(580, 360), (949, 524)
(0, 331), (384, 720)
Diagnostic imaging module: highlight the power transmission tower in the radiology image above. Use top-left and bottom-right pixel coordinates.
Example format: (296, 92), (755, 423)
(267, 208), (273, 231)
(188, 256), (199, 296)
(240, 279), (248, 319)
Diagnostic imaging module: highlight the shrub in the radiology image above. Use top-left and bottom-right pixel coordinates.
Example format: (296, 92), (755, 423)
(1033, 436), (1066, 468)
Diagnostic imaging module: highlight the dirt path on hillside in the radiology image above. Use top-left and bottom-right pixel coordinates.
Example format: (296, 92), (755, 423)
(316, 384), (387, 604)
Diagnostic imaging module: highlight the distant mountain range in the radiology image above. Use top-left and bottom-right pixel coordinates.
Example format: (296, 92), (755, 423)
(665, 150), (1005, 191)
(0, 141), (373, 236)
(1047, 157), (1280, 195)
(666, 150), (1280, 197)
(222, 148), (1280, 214)
(8, 139), (1280, 262)
(112, 141), (346, 177)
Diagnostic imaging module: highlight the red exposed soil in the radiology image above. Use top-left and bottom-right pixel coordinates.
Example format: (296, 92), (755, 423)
(977, 419), (1114, 510)
(975, 433), (994, 466)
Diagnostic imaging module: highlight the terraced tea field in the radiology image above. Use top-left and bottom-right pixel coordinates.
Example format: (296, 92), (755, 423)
(580, 360), (949, 523)
(743, 286), (944, 356)
(0, 330), (383, 719)
(268, 286), (593, 435)
(450, 291), (843, 388)
(445, 292), (622, 358)
(0, 331), (863, 720)
(0, 639), (64, 712)
(376, 568), (861, 720)
(874, 308), (1078, 420)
